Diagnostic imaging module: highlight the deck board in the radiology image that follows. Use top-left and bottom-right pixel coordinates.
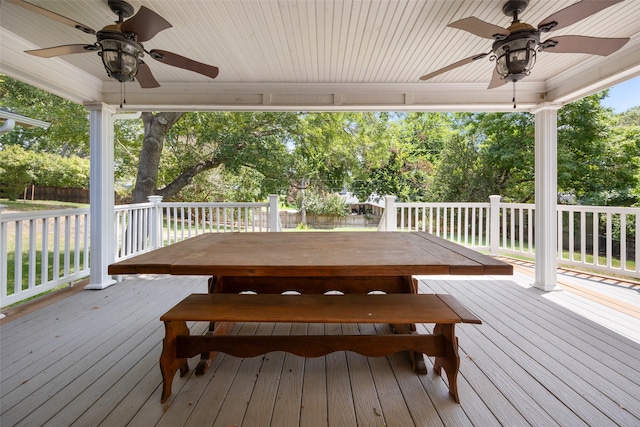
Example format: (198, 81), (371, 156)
(424, 276), (640, 426)
(1, 269), (639, 427)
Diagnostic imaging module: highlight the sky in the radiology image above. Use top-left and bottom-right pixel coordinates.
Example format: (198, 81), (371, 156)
(600, 75), (640, 113)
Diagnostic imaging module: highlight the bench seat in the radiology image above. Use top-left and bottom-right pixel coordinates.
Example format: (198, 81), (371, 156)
(159, 293), (481, 403)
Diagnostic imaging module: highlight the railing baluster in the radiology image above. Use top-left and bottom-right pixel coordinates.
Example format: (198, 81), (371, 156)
(64, 214), (71, 277)
(568, 210), (575, 262)
(593, 212), (599, 267)
(28, 219), (37, 290)
(42, 217), (49, 286)
(580, 210), (586, 263)
(620, 214), (627, 271)
(83, 213), (89, 270)
(14, 221), (23, 294)
(0, 221), (8, 299)
(53, 217), (60, 280)
(636, 213), (640, 275)
(606, 212), (613, 268)
(74, 214), (80, 274)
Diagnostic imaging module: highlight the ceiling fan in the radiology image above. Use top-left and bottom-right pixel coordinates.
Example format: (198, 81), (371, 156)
(420, 0), (629, 95)
(7, 0), (219, 89)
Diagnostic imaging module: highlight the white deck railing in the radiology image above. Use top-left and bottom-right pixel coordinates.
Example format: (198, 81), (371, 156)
(3, 195), (639, 308)
(2, 196), (278, 308)
(392, 201), (491, 251)
(114, 196), (278, 262)
(385, 196), (640, 279)
(0, 208), (90, 307)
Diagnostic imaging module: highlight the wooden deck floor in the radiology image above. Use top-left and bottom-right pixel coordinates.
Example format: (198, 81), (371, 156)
(1, 267), (639, 426)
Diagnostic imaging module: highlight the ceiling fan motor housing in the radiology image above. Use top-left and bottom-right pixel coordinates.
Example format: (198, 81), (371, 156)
(492, 27), (539, 83)
(97, 30), (143, 82)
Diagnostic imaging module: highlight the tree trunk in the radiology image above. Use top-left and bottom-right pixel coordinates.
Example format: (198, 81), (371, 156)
(156, 158), (222, 200)
(132, 112), (184, 203)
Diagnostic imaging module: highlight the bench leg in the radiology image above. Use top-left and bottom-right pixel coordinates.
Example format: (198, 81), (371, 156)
(160, 320), (190, 403)
(432, 323), (460, 403)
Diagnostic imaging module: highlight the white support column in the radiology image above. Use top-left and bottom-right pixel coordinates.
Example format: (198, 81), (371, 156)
(489, 195), (501, 256)
(268, 194), (280, 231)
(383, 195), (397, 231)
(533, 105), (562, 291)
(85, 103), (117, 290)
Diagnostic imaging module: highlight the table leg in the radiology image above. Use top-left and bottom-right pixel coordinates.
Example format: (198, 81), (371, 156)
(391, 323), (427, 374)
(394, 276), (427, 373)
(432, 323), (460, 403)
(195, 276), (223, 375)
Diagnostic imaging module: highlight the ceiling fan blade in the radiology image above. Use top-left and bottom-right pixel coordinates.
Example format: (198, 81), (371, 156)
(25, 44), (98, 58)
(448, 17), (510, 39)
(542, 35), (629, 56)
(6, 0), (95, 34)
(136, 61), (160, 88)
(487, 67), (507, 89)
(420, 53), (488, 81)
(149, 49), (219, 79)
(538, 0), (624, 32)
(121, 6), (172, 42)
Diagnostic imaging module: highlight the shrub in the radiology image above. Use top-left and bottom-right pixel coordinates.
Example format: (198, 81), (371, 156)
(0, 145), (36, 200)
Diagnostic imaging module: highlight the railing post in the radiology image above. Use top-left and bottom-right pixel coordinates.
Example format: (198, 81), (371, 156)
(489, 195), (501, 256)
(0, 204), (6, 319)
(384, 195), (397, 231)
(148, 195), (163, 249)
(268, 194), (280, 231)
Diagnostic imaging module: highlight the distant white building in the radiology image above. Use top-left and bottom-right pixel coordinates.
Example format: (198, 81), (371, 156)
(340, 192), (384, 216)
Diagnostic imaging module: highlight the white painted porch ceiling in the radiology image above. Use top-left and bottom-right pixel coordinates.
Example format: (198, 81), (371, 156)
(1, 0), (640, 111)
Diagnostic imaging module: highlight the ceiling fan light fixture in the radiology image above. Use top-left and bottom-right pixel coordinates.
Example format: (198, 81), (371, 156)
(492, 31), (539, 83)
(97, 31), (143, 83)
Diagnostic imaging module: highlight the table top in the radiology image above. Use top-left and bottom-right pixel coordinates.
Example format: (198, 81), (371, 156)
(108, 231), (513, 277)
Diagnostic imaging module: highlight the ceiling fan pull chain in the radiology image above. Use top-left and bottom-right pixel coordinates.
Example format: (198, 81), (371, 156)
(120, 82), (127, 108)
(512, 81), (516, 109)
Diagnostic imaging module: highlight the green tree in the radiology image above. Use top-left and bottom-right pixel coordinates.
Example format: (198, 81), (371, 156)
(132, 111), (299, 203)
(617, 106), (640, 127)
(455, 111), (536, 202)
(0, 75), (89, 156)
(448, 93), (640, 205)
(352, 143), (432, 202)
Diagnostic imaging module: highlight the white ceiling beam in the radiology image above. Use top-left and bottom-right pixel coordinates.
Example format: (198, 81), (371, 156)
(101, 81), (546, 112)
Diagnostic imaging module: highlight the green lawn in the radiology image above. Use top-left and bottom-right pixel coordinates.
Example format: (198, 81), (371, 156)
(1, 199), (88, 212)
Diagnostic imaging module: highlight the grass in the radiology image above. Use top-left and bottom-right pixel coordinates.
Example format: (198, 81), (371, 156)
(0, 199), (88, 212)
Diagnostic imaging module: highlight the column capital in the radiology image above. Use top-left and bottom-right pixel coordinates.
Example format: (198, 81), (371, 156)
(530, 103), (563, 114)
(83, 102), (117, 114)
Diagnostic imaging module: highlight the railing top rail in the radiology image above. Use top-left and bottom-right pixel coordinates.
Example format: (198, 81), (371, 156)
(115, 202), (154, 210)
(395, 202), (490, 208)
(499, 203), (536, 209)
(0, 207), (90, 222)
(160, 201), (270, 208)
(557, 205), (640, 214)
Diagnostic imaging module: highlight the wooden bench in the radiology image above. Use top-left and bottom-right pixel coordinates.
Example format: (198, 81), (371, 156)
(159, 293), (481, 403)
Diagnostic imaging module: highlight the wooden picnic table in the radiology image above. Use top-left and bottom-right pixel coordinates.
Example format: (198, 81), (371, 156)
(108, 231), (512, 278)
(109, 231), (512, 377)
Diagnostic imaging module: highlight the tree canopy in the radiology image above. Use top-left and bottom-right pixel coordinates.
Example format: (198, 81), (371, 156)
(2, 73), (639, 207)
